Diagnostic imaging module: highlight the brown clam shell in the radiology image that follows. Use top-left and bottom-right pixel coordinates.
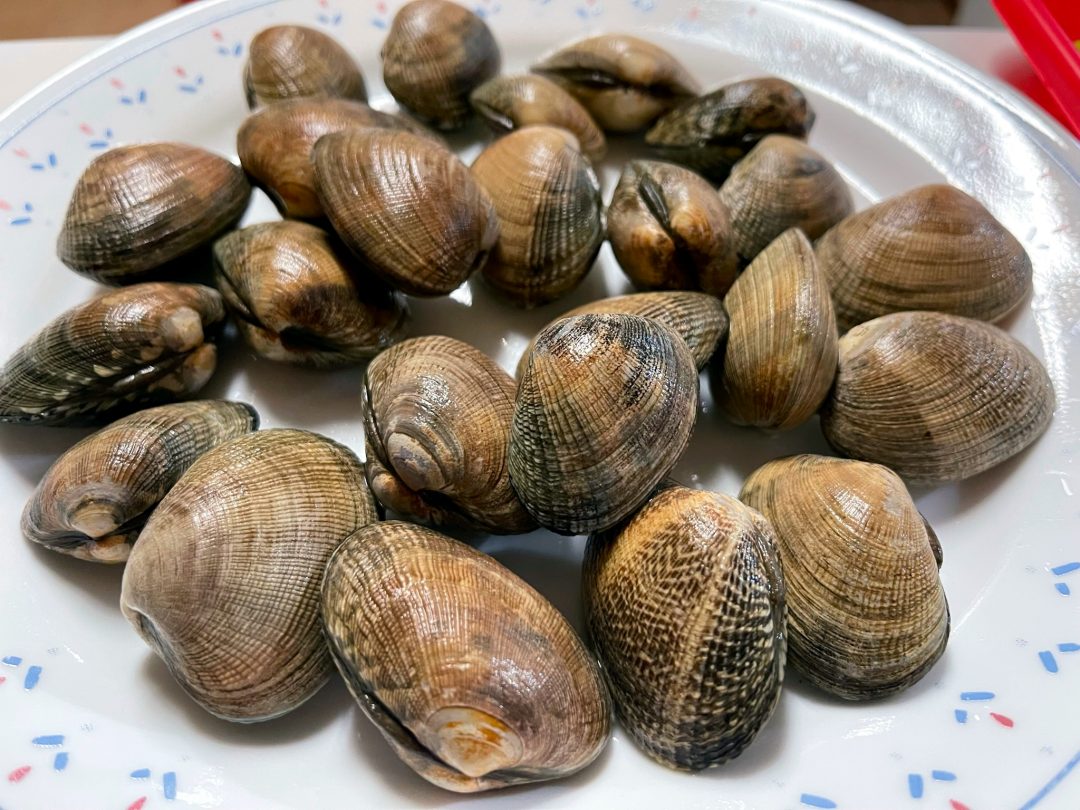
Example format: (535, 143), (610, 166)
(244, 25), (366, 108)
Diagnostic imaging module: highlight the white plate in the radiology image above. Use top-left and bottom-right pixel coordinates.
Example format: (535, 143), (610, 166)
(2, 1), (1079, 808)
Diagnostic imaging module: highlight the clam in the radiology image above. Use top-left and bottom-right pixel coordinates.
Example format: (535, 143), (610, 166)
(314, 128), (498, 297)
(120, 429), (377, 722)
(740, 455), (949, 700)
(515, 290), (727, 378)
(532, 34), (699, 132)
(22, 401), (258, 563)
(322, 521), (612, 792)
(815, 184), (1032, 330)
(471, 126), (603, 308)
(510, 313), (698, 534)
(820, 311), (1054, 485)
(470, 74), (607, 161)
(715, 229), (838, 430)
(363, 336), (534, 533)
(237, 98), (431, 219)
(213, 221), (408, 367)
(645, 78), (816, 182)
(0, 283), (224, 426)
(584, 485), (785, 770)
(607, 160), (739, 296)
(57, 143), (251, 285)
(244, 25), (366, 108)
(381, 0), (500, 129)
(719, 135), (853, 264)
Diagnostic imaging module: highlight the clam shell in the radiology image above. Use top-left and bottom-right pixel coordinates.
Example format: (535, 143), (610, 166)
(607, 159), (738, 296)
(645, 78), (816, 182)
(718, 135), (853, 264)
(321, 521), (612, 792)
(740, 455), (949, 700)
(515, 290), (728, 378)
(0, 283), (224, 426)
(715, 229), (838, 430)
(532, 34), (699, 132)
(57, 143), (251, 285)
(237, 98), (431, 219)
(471, 126), (604, 308)
(244, 25), (366, 108)
(21, 401), (258, 563)
(363, 336), (534, 533)
(213, 221), (408, 367)
(470, 74), (607, 161)
(820, 311), (1055, 485)
(381, 0), (500, 129)
(509, 313), (698, 534)
(120, 429), (377, 722)
(815, 185), (1033, 330)
(314, 128), (498, 297)
(584, 485), (785, 770)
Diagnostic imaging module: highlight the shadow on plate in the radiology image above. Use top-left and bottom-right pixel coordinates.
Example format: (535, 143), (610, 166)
(0, 423), (93, 484)
(26, 540), (125, 608)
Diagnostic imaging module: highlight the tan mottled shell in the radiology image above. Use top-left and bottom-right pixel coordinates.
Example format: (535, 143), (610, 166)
(470, 74), (606, 161)
(57, 143), (251, 285)
(21, 401), (258, 563)
(381, 0), (500, 129)
(510, 314), (698, 534)
(471, 126), (604, 308)
(0, 283), (224, 426)
(515, 290), (727, 378)
(244, 25), (366, 108)
(314, 128), (498, 297)
(719, 135), (853, 264)
(363, 336), (534, 533)
(740, 455), (949, 700)
(608, 160), (739, 297)
(585, 485), (785, 770)
(213, 221), (407, 367)
(645, 78), (816, 182)
(820, 312), (1054, 485)
(237, 98), (431, 219)
(716, 229), (838, 430)
(815, 185), (1033, 330)
(120, 429), (378, 722)
(321, 521), (612, 792)
(532, 34), (699, 132)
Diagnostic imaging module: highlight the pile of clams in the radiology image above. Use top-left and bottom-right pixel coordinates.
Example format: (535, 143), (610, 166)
(2, 0), (1059, 799)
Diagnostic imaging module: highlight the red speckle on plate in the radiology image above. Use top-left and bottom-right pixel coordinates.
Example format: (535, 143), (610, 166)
(174, 66), (188, 78)
(990, 712), (1014, 728)
(127, 797), (147, 810)
(79, 123), (94, 134)
(8, 765), (31, 783)
(13, 148), (29, 158)
(950, 800), (972, 810)
(0, 201), (10, 211)
(110, 77), (124, 89)
(212, 29), (224, 41)
(0, 675), (6, 684)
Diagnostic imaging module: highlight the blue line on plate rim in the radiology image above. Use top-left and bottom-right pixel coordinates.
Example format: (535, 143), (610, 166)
(1018, 748), (1080, 809)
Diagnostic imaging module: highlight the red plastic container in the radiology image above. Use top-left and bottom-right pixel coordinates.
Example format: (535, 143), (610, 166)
(992, 0), (1080, 137)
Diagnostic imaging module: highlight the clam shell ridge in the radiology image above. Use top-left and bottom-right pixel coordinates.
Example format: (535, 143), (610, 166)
(470, 74), (607, 161)
(314, 128), (498, 297)
(321, 521), (612, 793)
(57, 143), (251, 285)
(607, 159), (739, 297)
(514, 290), (728, 378)
(509, 313), (698, 534)
(213, 221), (408, 367)
(22, 400), (258, 564)
(815, 184), (1033, 330)
(120, 429), (378, 722)
(244, 25), (367, 108)
(716, 229), (838, 430)
(237, 98), (429, 219)
(718, 134), (853, 264)
(362, 336), (535, 533)
(471, 125), (604, 308)
(381, 0), (500, 129)
(0, 283), (224, 426)
(584, 486), (785, 770)
(820, 311), (1055, 485)
(740, 455), (949, 700)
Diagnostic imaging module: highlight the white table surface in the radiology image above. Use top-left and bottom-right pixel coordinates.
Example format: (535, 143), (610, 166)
(0, 28), (1024, 116)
